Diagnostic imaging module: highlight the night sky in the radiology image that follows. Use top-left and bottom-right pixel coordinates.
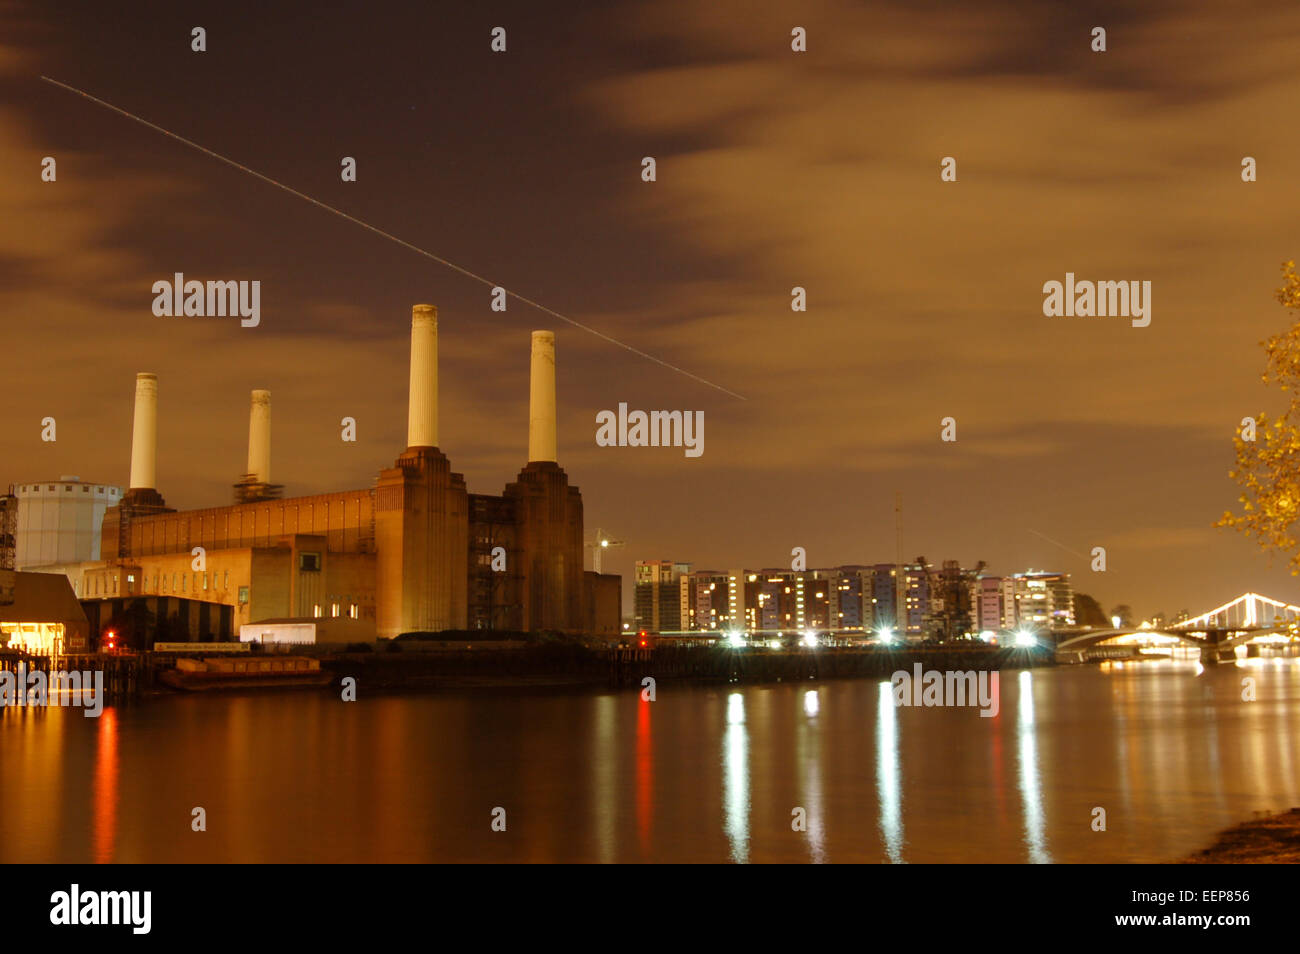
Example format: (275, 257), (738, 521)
(4, 0), (1300, 617)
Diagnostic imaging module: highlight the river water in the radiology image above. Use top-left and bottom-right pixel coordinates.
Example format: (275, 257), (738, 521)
(2, 657), (1297, 863)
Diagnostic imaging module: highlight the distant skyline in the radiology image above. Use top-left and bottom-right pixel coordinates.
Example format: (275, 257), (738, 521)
(6, 0), (1300, 618)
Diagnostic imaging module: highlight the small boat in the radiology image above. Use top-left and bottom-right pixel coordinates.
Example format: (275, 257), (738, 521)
(159, 655), (333, 691)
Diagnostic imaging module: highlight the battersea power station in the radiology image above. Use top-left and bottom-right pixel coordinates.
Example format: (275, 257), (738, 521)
(23, 306), (621, 646)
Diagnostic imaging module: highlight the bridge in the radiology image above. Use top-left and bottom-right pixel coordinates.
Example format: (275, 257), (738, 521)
(1054, 592), (1300, 662)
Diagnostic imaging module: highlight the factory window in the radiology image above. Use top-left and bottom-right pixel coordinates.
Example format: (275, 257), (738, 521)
(181, 575), (187, 593)
(312, 604), (322, 618)
(349, 604), (358, 620)
(82, 486), (89, 493)
(331, 603), (340, 618)
(172, 573), (177, 592)
(223, 570), (229, 589)
(64, 486), (71, 492)
(238, 586), (249, 604)
(114, 575), (119, 594)
(299, 553), (321, 572)
(203, 573), (208, 590)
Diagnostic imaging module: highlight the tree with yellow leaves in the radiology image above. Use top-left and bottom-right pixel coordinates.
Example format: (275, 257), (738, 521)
(1217, 261), (1300, 571)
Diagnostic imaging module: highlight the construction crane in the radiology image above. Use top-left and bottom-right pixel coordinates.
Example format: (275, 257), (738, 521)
(586, 528), (625, 574)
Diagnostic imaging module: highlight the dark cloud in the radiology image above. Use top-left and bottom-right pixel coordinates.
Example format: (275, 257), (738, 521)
(3, 0), (1300, 616)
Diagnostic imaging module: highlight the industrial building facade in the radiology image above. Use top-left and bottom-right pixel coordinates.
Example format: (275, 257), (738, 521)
(12, 307), (620, 647)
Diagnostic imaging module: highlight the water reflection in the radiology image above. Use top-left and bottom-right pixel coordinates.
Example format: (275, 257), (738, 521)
(1016, 671), (1051, 863)
(803, 689), (820, 719)
(799, 689), (826, 862)
(723, 692), (749, 863)
(3, 662), (1298, 863)
(92, 706), (118, 864)
(876, 681), (904, 863)
(592, 694), (616, 863)
(636, 695), (653, 857)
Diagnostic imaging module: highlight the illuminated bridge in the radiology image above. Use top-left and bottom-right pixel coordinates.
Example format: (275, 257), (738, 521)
(1054, 592), (1300, 662)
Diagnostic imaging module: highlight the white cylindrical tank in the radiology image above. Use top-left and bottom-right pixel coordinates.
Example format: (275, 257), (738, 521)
(13, 478), (123, 568)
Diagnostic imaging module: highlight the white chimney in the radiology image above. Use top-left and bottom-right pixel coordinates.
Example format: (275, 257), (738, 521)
(128, 372), (158, 490)
(528, 330), (557, 463)
(247, 389), (271, 483)
(407, 304), (438, 448)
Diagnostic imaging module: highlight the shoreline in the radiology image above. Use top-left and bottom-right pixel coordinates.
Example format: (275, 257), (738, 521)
(1182, 808), (1300, 863)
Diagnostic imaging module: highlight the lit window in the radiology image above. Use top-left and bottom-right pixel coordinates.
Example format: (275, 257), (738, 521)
(313, 604), (323, 618)
(238, 586), (250, 604)
(349, 604), (359, 620)
(331, 603), (340, 618)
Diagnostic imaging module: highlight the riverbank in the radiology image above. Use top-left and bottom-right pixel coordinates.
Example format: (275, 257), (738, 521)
(317, 643), (1054, 692)
(3, 643), (1057, 700)
(1183, 808), (1300, 863)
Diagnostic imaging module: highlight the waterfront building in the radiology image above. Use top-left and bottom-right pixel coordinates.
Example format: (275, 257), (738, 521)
(634, 560), (691, 633)
(17, 307), (621, 649)
(687, 571), (730, 631)
(0, 570), (89, 653)
(1011, 570), (1075, 630)
(973, 575), (1007, 633)
(648, 556), (1075, 641)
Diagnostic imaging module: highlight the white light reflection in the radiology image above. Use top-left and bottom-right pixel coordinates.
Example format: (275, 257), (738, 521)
(723, 692), (749, 863)
(876, 681), (904, 863)
(799, 689), (826, 862)
(803, 689), (820, 719)
(592, 694), (617, 863)
(1016, 670), (1051, 863)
